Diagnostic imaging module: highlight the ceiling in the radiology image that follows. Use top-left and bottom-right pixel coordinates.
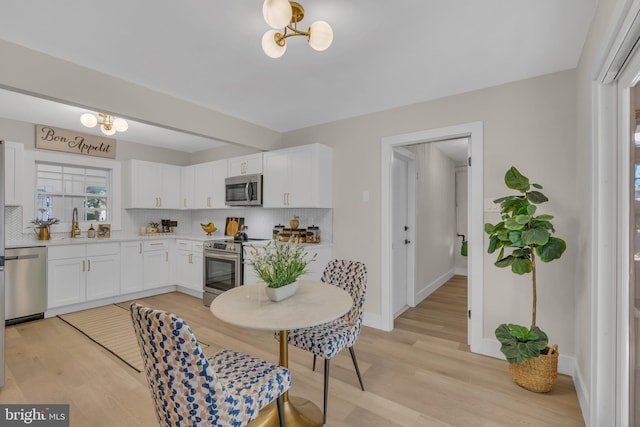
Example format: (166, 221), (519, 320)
(0, 1), (598, 153)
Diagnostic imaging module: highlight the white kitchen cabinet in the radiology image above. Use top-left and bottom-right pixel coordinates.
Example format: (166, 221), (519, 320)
(193, 160), (227, 209)
(124, 160), (181, 209)
(5, 141), (24, 206)
(263, 143), (332, 208)
(227, 153), (263, 177)
(143, 240), (170, 289)
(48, 255), (86, 308)
(180, 165), (195, 209)
(48, 243), (120, 309)
(173, 239), (203, 292)
(121, 241), (144, 294)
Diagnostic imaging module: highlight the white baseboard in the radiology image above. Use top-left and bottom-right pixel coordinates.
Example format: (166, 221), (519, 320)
(454, 267), (468, 276)
(414, 269), (455, 304)
(572, 361), (590, 426)
(176, 286), (203, 299)
(363, 312), (389, 331)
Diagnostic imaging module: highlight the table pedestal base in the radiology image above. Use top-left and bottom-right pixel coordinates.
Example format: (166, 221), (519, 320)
(248, 396), (323, 427)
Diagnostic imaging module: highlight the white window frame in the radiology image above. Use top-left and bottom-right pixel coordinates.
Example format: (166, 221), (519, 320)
(22, 150), (122, 234)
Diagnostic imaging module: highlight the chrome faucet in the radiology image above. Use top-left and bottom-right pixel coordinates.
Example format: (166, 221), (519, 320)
(71, 208), (81, 238)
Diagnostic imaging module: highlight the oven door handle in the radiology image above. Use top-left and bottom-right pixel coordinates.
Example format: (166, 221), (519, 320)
(204, 251), (242, 262)
(244, 182), (250, 202)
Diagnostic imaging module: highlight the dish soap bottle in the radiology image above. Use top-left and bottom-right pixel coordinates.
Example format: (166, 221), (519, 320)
(87, 224), (96, 238)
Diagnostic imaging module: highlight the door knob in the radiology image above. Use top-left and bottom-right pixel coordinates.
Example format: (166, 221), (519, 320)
(405, 239), (411, 244)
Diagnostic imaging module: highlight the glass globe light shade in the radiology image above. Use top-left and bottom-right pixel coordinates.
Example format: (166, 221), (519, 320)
(113, 118), (128, 132)
(263, 0), (292, 29)
(262, 30), (287, 58)
(308, 21), (333, 51)
(101, 125), (116, 136)
(80, 113), (98, 128)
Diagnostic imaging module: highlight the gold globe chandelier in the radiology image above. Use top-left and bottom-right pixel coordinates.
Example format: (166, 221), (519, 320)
(261, 0), (333, 58)
(80, 112), (128, 136)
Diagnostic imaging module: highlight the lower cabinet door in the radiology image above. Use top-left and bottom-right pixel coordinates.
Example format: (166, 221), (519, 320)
(121, 241), (144, 294)
(86, 254), (120, 300)
(48, 258), (86, 309)
(144, 250), (170, 289)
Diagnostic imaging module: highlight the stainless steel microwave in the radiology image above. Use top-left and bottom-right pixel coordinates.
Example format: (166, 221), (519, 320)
(225, 174), (263, 206)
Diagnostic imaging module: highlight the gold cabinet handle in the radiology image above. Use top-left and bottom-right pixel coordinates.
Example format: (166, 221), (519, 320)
(207, 196), (211, 207)
(241, 162), (247, 174)
(165, 252), (169, 262)
(88, 259), (91, 272)
(158, 197), (162, 207)
(82, 260), (85, 272)
(139, 243), (142, 254)
(188, 253), (193, 264)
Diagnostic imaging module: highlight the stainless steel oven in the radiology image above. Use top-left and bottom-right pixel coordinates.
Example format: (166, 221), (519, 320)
(203, 240), (243, 306)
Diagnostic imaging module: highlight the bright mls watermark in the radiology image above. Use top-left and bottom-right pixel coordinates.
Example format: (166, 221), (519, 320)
(0, 405), (68, 426)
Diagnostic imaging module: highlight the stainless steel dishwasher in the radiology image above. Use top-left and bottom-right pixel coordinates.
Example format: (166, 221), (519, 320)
(5, 246), (47, 325)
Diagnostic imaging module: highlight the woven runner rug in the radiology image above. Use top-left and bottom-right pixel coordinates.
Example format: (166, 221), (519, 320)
(59, 304), (208, 373)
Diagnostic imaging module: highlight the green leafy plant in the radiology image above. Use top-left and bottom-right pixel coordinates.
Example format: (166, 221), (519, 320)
(246, 240), (316, 288)
(30, 217), (60, 228)
(495, 324), (549, 364)
(484, 166), (566, 363)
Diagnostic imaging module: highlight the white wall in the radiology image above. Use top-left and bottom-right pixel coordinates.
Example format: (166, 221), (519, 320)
(279, 70), (578, 359)
(407, 143), (456, 296)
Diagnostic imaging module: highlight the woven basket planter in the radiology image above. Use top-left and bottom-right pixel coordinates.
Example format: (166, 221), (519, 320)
(508, 344), (559, 393)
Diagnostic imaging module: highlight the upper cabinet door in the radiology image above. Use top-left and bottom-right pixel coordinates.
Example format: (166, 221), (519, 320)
(124, 160), (180, 209)
(193, 160), (226, 209)
(263, 143), (332, 208)
(5, 141), (24, 206)
(180, 165), (195, 209)
(125, 160), (162, 208)
(159, 164), (181, 209)
(227, 153), (263, 177)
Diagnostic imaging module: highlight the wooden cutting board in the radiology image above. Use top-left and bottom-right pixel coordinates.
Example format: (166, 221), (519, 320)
(225, 217), (244, 236)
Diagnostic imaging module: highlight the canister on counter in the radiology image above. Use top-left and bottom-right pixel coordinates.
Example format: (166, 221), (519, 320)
(279, 228), (292, 242)
(272, 224), (285, 239)
(291, 229), (305, 243)
(306, 225), (321, 243)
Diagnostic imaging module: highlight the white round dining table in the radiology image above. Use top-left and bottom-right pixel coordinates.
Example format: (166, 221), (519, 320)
(210, 280), (353, 427)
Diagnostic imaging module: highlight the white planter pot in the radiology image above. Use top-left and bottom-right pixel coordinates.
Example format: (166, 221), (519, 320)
(265, 281), (298, 302)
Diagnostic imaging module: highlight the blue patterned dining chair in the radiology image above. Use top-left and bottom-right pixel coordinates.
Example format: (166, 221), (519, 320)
(130, 303), (291, 427)
(286, 259), (367, 424)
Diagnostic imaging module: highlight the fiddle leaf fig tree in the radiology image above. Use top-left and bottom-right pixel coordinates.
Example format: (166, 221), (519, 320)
(484, 166), (566, 363)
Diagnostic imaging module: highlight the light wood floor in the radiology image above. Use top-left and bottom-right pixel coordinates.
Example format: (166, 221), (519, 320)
(0, 276), (585, 426)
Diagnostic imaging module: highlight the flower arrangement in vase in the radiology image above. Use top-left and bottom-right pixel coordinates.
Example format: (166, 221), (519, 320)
(246, 240), (316, 301)
(31, 217), (60, 240)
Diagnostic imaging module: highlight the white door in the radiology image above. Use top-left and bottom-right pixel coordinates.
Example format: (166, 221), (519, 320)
(391, 151), (410, 316)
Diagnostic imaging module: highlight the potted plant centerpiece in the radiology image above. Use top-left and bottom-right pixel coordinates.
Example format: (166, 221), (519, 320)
(484, 166), (567, 392)
(247, 239), (316, 302)
(31, 217), (60, 240)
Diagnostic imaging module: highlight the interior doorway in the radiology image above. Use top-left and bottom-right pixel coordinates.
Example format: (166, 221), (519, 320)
(391, 148), (415, 317)
(380, 122), (484, 354)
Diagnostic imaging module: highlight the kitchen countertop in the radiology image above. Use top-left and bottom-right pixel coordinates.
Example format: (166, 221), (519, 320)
(6, 234), (331, 249)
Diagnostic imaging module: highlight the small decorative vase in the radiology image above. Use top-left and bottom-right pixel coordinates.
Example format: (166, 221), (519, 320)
(265, 281), (298, 302)
(289, 215), (299, 230)
(37, 225), (51, 241)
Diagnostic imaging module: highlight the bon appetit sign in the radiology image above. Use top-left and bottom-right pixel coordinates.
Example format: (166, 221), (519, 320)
(36, 125), (116, 159)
